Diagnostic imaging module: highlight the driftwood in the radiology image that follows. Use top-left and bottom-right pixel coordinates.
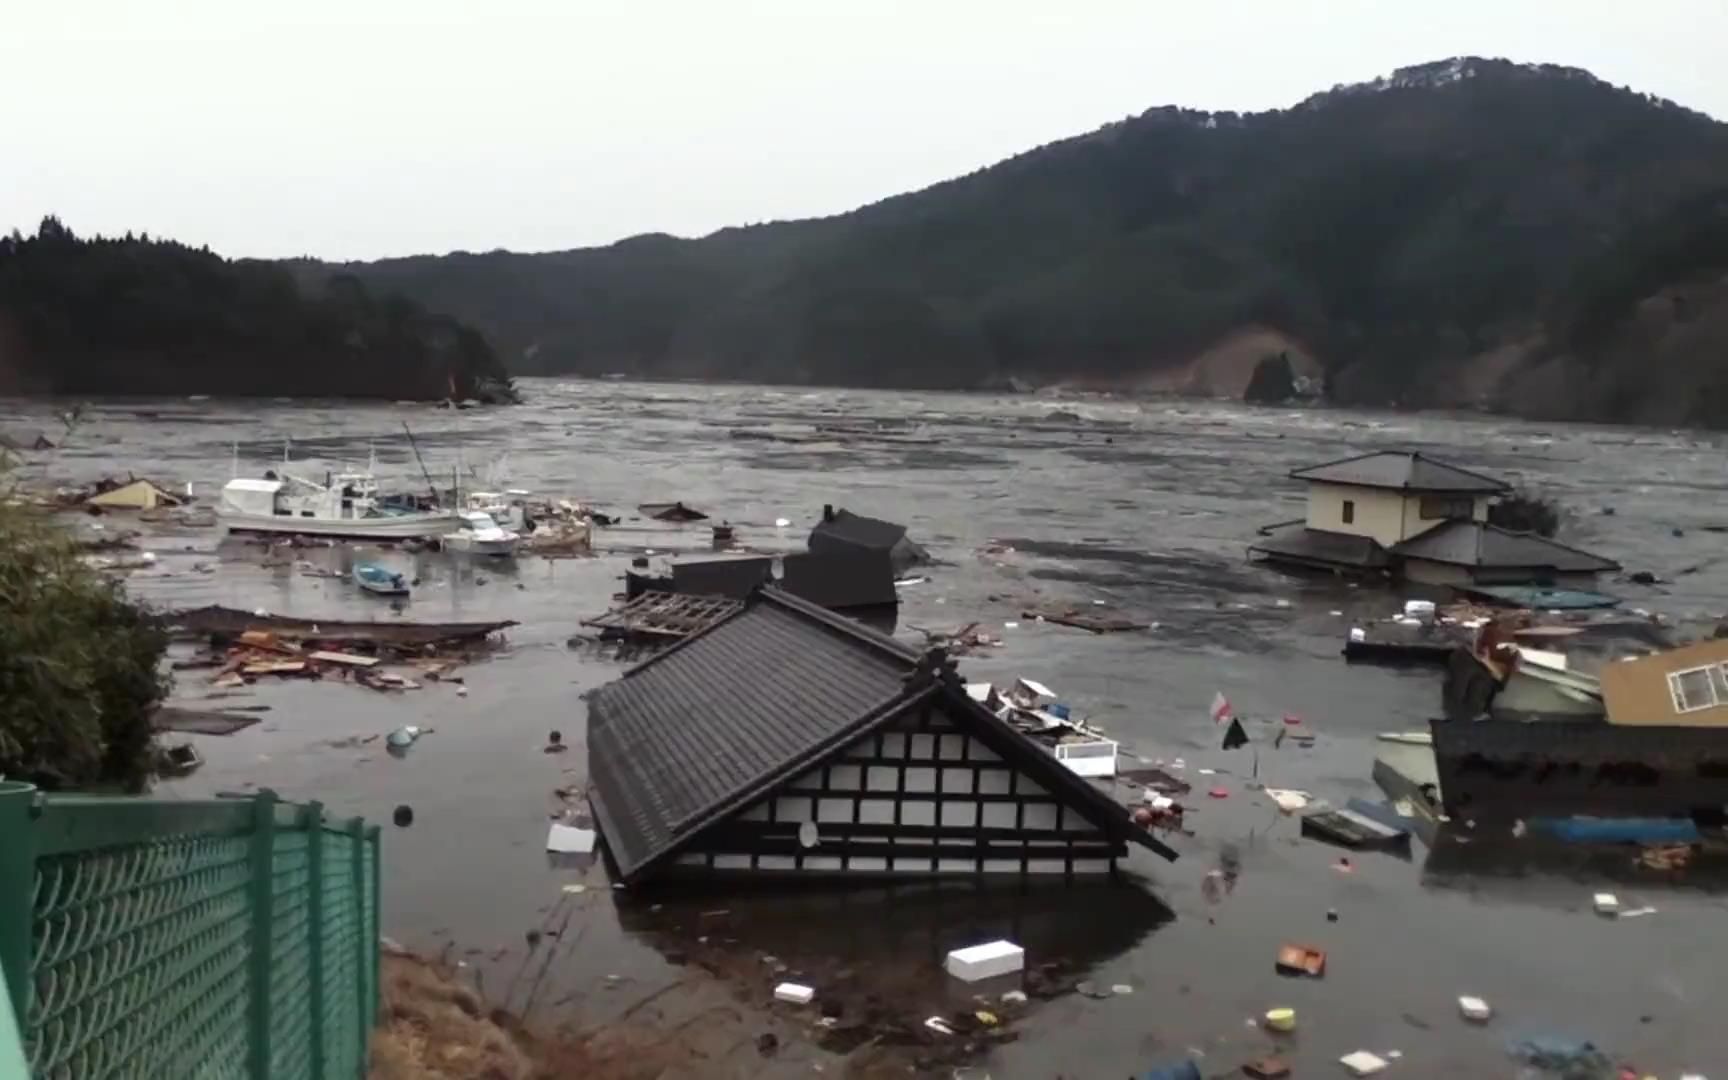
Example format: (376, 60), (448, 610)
(158, 605), (516, 650)
(1021, 608), (1149, 634)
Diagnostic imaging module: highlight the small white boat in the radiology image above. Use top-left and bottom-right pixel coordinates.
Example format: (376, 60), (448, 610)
(464, 490), (531, 530)
(443, 510), (520, 557)
(219, 471), (460, 540)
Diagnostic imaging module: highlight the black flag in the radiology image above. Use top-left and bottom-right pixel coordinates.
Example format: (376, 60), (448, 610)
(1221, 716), (1250, 751)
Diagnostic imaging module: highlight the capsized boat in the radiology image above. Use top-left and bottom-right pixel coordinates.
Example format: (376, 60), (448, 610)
(219, 470), (460, 540)
(443, 510), (520, 557)
(353, 562), (410, 597)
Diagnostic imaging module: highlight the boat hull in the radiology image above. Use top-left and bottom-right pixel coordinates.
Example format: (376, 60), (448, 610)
(445, 536), (518, 557)
(1430, 715), (1728, 820)
(221, 511), (460, 540)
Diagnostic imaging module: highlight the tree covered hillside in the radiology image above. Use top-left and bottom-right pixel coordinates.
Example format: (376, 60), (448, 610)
(0, 219), (517, 402)
(309, 57), (1728, 422)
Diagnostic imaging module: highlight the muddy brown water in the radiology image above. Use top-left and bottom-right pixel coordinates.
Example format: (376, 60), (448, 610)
(6, 381), (1728, 1076)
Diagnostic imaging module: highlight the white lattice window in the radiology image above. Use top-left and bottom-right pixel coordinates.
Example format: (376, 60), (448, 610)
(1668, 665), (1722, 713)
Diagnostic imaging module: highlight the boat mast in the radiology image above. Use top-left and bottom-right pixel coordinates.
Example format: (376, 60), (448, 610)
(401, 422), (439, 505)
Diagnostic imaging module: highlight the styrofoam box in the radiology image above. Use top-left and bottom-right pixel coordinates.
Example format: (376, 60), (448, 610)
(945, 940), (1025, 982)
(772, 982), (815, 1004)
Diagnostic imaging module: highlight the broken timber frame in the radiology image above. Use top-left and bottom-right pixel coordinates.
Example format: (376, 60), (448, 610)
(582, 590), (743, 640)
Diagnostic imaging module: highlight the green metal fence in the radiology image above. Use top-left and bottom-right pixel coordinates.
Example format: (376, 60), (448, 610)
(0, 782), (380, 1079)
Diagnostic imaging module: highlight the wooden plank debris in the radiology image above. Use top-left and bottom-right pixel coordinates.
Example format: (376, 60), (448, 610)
(240, 660), (307, 676)
(583, 590), (743, 640)
(308, 650), (381, 668)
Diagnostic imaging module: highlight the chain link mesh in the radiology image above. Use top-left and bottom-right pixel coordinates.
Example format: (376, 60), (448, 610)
(2, 795), (379, 1080)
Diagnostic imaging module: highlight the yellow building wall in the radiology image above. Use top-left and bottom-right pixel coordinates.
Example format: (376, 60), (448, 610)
(1304, 483), (1492, 547)
(1600, 638), (1728, 727)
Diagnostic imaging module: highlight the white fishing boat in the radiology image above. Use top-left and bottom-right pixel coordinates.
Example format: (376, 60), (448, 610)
(218, 470), (460, 540)
(442, 509), (520, 556)
(464, 489), (532, 530)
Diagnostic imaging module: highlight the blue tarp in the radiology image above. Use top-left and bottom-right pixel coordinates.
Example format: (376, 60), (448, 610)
(1533, 817), (1701, 843)
(1463, 585), (1620, 610)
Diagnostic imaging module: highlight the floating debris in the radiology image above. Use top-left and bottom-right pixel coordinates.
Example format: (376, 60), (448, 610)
(945, 940), (1024, 982)
(772, 983), (815, 1005)
(638, 501), (709, 522)
(1274, 944), (1326, 978)
(1020, 607), (1150, 634)
(547, 823), (597, 854)
(581, 591), (743, 641)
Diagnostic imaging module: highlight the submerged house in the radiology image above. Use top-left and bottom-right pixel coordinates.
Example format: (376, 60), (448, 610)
(1600, 637), (1728, 728)
(1250, 450), (1618, 586)
(622, 548), (899, 616)
(809, 505), (930, 577)
(586, 587), (1173, 885)
(1431, 619), (1728, 819)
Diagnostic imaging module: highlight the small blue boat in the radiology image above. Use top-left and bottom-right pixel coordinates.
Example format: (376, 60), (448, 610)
(353, 563), (410, 597)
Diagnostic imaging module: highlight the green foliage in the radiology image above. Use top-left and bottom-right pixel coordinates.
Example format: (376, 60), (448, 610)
(1488, 490), (1562, 539)
(0, 503), (167, 791)
(308, 57), (1728, 412)
(1551, 186), (1728, 350)
(0, 219), (516, 402)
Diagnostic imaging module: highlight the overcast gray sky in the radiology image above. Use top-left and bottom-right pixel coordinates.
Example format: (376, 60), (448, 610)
(4, 0), (1724, 261)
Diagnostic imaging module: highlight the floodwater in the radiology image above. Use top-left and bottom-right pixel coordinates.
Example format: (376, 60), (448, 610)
(7, 380), (1728, 1076)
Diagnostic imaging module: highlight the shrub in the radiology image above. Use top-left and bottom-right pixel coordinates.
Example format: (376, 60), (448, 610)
(1488, 489), (1562, 538)
(0, 502), (167, 790)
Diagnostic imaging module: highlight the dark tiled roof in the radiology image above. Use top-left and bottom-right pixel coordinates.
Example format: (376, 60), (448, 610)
(586, 586), (1170, 882)
(1391, 521), (1620, 573)
(670, 556), (774, 600)
(1249, 523), (1390, 569)
(1289, 451), (1510, 493)
(780, 548), (898, 609)
(588, 589), (921, 881)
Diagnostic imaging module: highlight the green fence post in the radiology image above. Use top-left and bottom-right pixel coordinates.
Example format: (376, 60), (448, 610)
(248, 791), (278, 1080)
(302, 803), (325, 1080)
(0, 782), (38, 1046)
(347, 817), (367, 1070)
(367, 825), (381, 1027)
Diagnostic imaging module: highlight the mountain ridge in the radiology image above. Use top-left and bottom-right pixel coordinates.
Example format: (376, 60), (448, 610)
(297, 56), (1728, 423)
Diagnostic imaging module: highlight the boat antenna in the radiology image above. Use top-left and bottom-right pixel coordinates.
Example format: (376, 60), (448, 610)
(402, 422), (438, 504)
(231, 441), (238, 479)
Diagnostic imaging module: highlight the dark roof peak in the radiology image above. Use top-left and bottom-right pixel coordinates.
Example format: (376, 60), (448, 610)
(1289, 450), (1510, 494)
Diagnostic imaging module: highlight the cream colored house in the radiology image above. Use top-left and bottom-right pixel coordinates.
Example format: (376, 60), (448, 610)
(1250, 450), (1619, 586)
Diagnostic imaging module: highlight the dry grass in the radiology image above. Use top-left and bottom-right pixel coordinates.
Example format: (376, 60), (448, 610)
(369, 954), (714, 1080)
(371, 954), (533, 1080)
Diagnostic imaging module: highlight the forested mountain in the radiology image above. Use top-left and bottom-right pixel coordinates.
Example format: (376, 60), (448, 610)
(0, 219), (516, 402)
(306, 57), (1728, 425)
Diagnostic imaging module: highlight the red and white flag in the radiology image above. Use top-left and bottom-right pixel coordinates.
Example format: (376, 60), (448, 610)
(1210, 691), (1232, 724)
